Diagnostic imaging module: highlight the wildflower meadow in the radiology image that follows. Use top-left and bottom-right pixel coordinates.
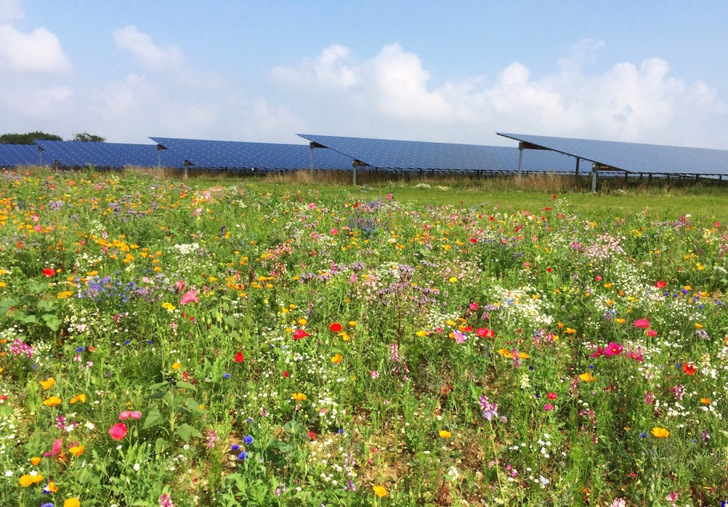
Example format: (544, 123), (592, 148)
(0, 169), (727, 506)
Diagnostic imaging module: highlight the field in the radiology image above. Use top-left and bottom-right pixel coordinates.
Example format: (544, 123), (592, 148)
(1, 168), (727, 506)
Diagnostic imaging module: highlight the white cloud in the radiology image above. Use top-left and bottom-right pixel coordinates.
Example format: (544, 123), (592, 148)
(0, 24), (71, 73)
(113, 25), (183, 71)
(0, 0), (23, 25)
(271, 40), (727, 148)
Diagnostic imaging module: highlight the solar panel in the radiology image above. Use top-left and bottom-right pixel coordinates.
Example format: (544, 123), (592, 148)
(33, 140), (187, 169)
(149, 137), (354, 170)
(0, 144), (40, 167)
(497, 133), (728, 176)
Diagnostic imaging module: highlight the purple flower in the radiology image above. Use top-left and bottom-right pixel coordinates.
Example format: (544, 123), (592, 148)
(479, 394), (498, 421)
(237, 451), (249, 460)
(244, 435), (254, 445)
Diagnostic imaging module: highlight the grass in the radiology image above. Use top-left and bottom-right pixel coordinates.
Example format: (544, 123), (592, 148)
(1, 167), (727, 505)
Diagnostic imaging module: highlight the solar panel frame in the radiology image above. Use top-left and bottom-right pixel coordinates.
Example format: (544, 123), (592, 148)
(497, 132), (728, 176)
(0, 144), (40, 167)
(33, 140), (186, 169)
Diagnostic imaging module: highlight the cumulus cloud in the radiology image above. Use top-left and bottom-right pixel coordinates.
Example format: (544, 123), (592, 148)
(271, 40), (727, 148)
(113, 25), (183, 71)
(0, 24), (71, 73)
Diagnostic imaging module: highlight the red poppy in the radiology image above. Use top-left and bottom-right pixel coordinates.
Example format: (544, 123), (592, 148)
(683, 362), (696, 376)
(42, 268), (56, 277)
(283, 371), (289, 378)
(308, 431), (316, 440)
(633, 318), (650, 328)
(655, 281), (667, 289)
(547, 392), (557, 400)
(329, 322), (342, 332)
(293, 329), (309, 340)
(469, 237), (477, 244)
(234, 352), (244, 363)
(476, 328), (495, 338)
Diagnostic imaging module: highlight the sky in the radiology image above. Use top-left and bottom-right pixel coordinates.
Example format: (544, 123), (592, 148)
(1, 0), (727, 149)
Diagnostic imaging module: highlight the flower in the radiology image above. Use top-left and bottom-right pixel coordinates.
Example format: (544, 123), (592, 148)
(652, 427), (670, 438)
(243, 435), (254, 445)
(544, 404), (555, 411)
(237, 451), (249, 460)
(19, 473), (44, 487)
(70, 394), (87, 404)
(291, 392), (307, 402)
(439, 430), (451, 439)
(30, 457), (41, 466)
(42, 268), (56, 277)
(44, 481), (58, 493)
(69, 444), (85, 457)
(655, 281), (667, 288)
(373, 486), (388, 497)
(331, 353), (343, 364)
(180, 289), (198, 305)
(547, 392), (557, 400)
(683, 362), (696, 375)
(44, 438), (63, 457)
(39, 377), (55, 390)
(579, 372), (596, 382)
(171, 362), (181, 370)
(234, 351), (244, 363)
(293, 329), (309, 340)
(64, 498), (81, 507)
(329, 322), (343, 332)
(476, 328), (495, 338)
(43, 396), (62, 407)
(633, 318), (650, 328)
(108, 423), (128, 440)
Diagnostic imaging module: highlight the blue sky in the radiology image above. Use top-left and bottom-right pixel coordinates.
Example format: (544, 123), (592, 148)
(1, 0), (727, 148)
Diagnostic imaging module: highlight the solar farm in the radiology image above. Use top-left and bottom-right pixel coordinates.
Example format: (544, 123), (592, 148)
(3, 133), (728, 187)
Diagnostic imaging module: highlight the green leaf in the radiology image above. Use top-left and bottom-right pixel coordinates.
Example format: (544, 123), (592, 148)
(142, 407), (164, 430)
(38, 300), (57, 311)
(154, 437), (170, 454)
(176, 423), (201, 443)
(0, 298), (19, 316)
(175, 380), (197, 392)
(42, 314), (61, 331)
(184, 397), (204, 415)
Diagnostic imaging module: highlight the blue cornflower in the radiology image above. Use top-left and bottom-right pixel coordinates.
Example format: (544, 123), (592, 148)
(76, 346), (84, 352)
(231, 444), (240, 451)
(223, 373), (231, 379)
(244, 435), (254, 445)
(338, 428), (345, 434)
(41, 504), (54, 507)
(246, 417), (254, 423)
(639, 432), (647, 438)
(237, 451), (249, 460)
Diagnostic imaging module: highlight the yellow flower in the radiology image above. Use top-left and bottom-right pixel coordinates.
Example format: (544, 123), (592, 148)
(448, 277), (457, 283)
(43, 396), (62, 407)
(331, 353), (343, 364)
(579, 372), (596, 382)
(695, 323), (704, 329)
(162, 302), (176, 312)
(651, 427), (670, 438)
(700, 398), (711, 404)
(69, 445), (85, 457)
(439, 430), (451, 439)
(46, 481), (58, 492)
(348, 321), (356, 327)
(416, 330), (427, 337)
(615, 318), (626, 324)
(373, 485), (388, 497)
(39, 377), (55, 390)
(340, 332), (351, 341)
(30, 457), (41, 466)
(171, 362), (181, 370)
(298, 318), (307, 326)
(70, 393), (87, 404)
(19, 473), (43, 487)
(291, 392), (307, 402)
(64, 498), (81, 507)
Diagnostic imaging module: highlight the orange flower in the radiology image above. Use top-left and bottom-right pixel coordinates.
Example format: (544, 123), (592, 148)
(69, 445), (85, 457)
(331, 353), (343, 364)
(39, 377), (55, 390)
(683, 362), (696, 376)
(439, 430), (452, 439)
(43, 396), (62, 407)
(579, 372), (596, 382)
(651, 427), (670, 438)
(64, 498), (81, 507)
(19, 473), (44, 487)
(30, 457), (41, 466)
(373, 485), (388, 497)
(291, 392), (307, 402)
(700, 398), (711, 404)
(70, 393), (87, 404)
(46, 481), (58, 492)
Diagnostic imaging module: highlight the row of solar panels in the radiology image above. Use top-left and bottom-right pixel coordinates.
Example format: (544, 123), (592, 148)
(0, 134), (727, 177)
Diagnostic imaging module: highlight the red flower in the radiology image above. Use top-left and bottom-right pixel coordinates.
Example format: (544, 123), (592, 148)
(283, 371), (289, 378)
(633, 318), (650, 329)
(108, 423), (128, 441)
(42, 268), (56, 277)
(469, 237), (477, 244)
(476, 328), (495, 338)
(683, 362), (696, 376)
(329, 322), (342, 332)
(655, 281), (667, 288)
(547, 392), (557, 400)
(293, 329), (309, 340)
(308, 431), (316, 441)
(234, 352), (244, 363)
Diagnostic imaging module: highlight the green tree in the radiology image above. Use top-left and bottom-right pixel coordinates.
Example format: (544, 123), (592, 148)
(0, 131), (63, 144)
(72, 132), (105, 142)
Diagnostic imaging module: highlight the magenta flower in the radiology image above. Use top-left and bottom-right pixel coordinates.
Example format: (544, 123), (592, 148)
(633, 318), (650, 328)
(544, 404), (555, 411)
(109, 423), (128, 440)
(43, 438), (63, 457)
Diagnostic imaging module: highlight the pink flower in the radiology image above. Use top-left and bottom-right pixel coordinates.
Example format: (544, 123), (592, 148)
(544, 404), (555, 411)
(309, 203), (316, 210)
(633, 318), (650, 328)
(330, 228), (338, 236)
(646, 329), (657, 337)
(605, 342), (623, 356)
(119, 410), (132, 420)
(109, 423), (128, 441)
(180, 289), (198, 305)
(43, 438), (63, 457)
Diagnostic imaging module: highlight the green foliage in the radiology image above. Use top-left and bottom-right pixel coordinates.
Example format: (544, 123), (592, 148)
(72, 132), (105, 142)
(0, 131), (63, 144)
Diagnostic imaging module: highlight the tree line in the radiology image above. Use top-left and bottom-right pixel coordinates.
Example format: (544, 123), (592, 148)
(0, 131), (105, 144)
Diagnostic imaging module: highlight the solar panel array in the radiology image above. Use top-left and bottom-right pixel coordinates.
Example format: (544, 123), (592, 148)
(33, 140), (187, 169)
(150, 137), (353, 170)
(498, 133), (728, 176)
(297, 133), (583, 174)
(0, 144), (41, 167)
